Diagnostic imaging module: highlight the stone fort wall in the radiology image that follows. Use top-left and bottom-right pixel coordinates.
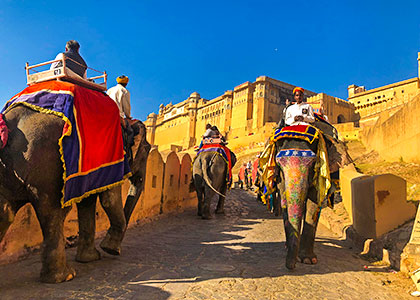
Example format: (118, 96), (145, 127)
(144, 75), (358, 151)
(0, 148), (197, 265)
(360, 93), (420, 163)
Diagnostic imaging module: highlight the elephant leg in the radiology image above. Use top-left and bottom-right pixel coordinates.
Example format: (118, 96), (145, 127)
(215, 184), (227, 214)
(0, 198), (15, 243)
(273, 190), (281, 216)
(194, 174), (204, 216)
(197, 189), (203, 216)
(34, 201), (75, 283)
(202, 186), (214, 220)
(76, 195), (101, 263)
(195, 176), (204, 217)
(99, 185), (127, 256)
(299, 200), (321, 265)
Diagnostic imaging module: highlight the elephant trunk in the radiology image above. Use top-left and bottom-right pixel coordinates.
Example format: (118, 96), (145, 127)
(278, 153), (315, 269)
(278, 154), (316, 238)
(202, 156), (225, 198)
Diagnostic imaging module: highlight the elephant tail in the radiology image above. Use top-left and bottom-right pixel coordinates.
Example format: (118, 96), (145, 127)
(202, 155), (226, 198)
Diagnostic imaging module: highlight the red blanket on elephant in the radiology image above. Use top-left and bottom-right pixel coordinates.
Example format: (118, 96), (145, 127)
(2, 81), (130, 207)
(196, 144), (233, 184)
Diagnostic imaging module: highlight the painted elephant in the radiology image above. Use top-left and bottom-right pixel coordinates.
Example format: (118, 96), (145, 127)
(274, 122), (351, 270)
(0, 105), (150, 283)
(192, 149), (236, 219)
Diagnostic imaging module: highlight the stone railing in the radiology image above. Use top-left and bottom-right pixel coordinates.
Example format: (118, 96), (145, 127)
(0, 148), (197, 264)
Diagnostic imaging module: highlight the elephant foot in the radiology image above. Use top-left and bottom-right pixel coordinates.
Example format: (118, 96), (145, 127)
(40, 265), (76, 283)
(285, 257), (296, 270)
(299, 255), (318, 265)
(215, 209), (224, 215)
(202, 214), (212, 220)
(76, 247), (101, 263)
(100, 233), (122, 256)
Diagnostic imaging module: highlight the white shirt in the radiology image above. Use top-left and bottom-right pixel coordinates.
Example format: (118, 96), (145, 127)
(107, 84), (131, 118)
(203, 128), (216, 138)
(285, 102), (315, 126)
(50, 53), (87, 79)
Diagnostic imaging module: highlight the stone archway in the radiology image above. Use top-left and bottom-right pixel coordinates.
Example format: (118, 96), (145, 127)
(337, 114), (346, 123)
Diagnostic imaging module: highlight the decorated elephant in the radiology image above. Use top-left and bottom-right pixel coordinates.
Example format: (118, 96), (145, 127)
(0, 82), (150, 283)
(192, 144), (236, 219)
(260, 118), (351, 270)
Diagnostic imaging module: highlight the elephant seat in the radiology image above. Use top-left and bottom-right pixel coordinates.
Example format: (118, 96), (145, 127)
(203, 136), (222, 144)
(1, 80), (130, 207)
(25, 58), (107, 92)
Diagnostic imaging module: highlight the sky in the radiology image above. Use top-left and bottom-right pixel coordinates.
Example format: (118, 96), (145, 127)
(0, 0), (419, 120)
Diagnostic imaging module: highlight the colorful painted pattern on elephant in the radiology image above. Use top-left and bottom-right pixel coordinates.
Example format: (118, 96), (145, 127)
(273, 124), (318, 144)
(0, 114), (8, 149)
(2, 81), (130, 207)
(277, 150), (316, 233)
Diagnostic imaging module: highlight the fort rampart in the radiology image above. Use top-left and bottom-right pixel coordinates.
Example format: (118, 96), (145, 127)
(0, 148), (197, 264)
(360, 93), (420, 163)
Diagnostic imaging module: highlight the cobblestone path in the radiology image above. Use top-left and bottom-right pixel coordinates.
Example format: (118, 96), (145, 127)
(0, 189), (414, 299)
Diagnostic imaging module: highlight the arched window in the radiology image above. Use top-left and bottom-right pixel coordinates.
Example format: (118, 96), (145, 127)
(337, 115), (346, 123)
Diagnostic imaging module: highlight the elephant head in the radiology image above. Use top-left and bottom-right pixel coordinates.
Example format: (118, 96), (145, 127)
(123, 121), (151, 222)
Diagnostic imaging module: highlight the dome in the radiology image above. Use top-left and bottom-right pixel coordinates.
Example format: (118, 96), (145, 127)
(189, 92), (200, 98)
(148, 112), (157, 118)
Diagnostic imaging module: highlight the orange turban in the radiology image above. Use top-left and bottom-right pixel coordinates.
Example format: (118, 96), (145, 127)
(293, 87), (304, 95)
(117, 75), (129, 84)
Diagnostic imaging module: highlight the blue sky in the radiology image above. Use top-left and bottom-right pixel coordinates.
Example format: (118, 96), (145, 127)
(0, 0), (419, 120)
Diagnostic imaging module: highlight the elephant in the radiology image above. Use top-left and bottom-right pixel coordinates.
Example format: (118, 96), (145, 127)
(192, 149), (236, 219)
(0, 105), (150, 283)
(273, 121), (351, 270)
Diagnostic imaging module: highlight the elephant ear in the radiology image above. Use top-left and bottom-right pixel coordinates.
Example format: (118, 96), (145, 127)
(326, 137), (353, 173)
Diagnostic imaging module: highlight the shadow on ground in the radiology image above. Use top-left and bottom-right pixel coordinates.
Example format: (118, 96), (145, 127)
(0, 189), (409, 299)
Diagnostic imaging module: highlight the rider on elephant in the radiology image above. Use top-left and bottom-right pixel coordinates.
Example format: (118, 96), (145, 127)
(107, 75), (138, 164)
(50, 40), (88, 78)
(284, 87), (315, 126)
(197, 124), (226, 151)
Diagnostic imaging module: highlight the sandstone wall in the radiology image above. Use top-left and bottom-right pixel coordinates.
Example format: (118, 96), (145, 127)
(360, 93), (420, 163)
(0, 149), (197, 264)
(335, 122), (361, 141)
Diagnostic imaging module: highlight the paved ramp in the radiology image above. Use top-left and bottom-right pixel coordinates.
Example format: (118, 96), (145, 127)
(0, 189), (414, 299)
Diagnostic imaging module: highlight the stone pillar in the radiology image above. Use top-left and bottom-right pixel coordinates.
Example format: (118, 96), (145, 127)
(186, 92), (200, 148)
(417, 52), (420, 80)
(348, 84), (357, 98)
(161, 151), (181, 213)
(145, 113), (157, 145)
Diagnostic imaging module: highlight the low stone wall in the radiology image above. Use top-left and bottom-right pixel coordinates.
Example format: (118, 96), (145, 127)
(0, 149), (197, 264)
(339, 165), (415, 239)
